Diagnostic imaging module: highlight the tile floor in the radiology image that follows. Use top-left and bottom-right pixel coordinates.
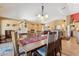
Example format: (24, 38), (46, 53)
(62, 37), (79, 56)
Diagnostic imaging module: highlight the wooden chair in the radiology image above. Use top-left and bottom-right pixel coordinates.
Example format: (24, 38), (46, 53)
(11, 31), (19, 56)
(36, 30), (62, 56)
(11, 31), (27, 56)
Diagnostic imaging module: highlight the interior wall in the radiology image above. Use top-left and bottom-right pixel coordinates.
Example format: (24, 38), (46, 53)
(1, 19), (19, 35)
(48, 19), (66, 31)
(0, 19), (1, 35)
(1, 19), (44, 35)
(73, 22), (79, 37)
(27, 21), (43, 33)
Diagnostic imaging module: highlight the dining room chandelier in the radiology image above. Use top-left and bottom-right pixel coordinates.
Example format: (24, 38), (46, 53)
(37, 3), (48, 20)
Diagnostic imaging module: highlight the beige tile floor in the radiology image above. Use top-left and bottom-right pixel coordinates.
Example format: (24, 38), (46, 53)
(62, 37), (79, 56)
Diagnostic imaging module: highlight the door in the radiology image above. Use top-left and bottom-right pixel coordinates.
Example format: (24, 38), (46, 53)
(5, 30), (12, 39)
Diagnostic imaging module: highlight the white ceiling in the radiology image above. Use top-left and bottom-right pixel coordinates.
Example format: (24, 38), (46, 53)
(0, 3), (79, 23)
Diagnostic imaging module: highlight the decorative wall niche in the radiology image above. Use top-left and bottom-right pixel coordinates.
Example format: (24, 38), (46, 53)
(6, 24), (10, 27)
(12, 24), (16, 27)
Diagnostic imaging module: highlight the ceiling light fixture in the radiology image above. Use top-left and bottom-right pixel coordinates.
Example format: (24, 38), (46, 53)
(37, 3), (48, 20)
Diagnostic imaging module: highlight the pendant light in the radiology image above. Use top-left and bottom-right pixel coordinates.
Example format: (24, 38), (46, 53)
(37, 3), (48, 20)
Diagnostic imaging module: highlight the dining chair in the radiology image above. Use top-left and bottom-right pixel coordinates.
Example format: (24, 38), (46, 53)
(11, 31), (19, 56)
(36, 30), (62, 56)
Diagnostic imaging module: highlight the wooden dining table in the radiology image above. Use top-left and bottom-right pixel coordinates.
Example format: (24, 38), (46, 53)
(18, 36), (47, 56)
(11, 31), (48, 56)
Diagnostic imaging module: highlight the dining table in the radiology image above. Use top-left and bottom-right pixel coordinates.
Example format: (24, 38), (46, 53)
(18, 35), (48, 56)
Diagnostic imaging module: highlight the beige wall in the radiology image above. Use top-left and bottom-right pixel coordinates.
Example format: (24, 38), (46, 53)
(0, 19), (1, 35)
(27, 21), (43, 33)
(1, 19), (19, 35)
(1, 19), (44, 35)
(74, 22), (79, 31)
(48, 20), (66, 31)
